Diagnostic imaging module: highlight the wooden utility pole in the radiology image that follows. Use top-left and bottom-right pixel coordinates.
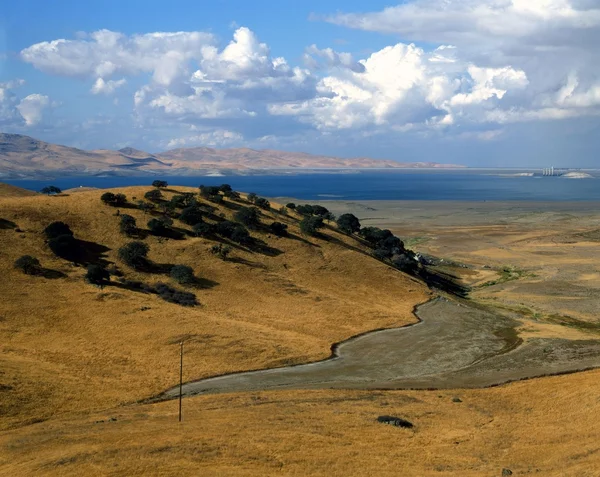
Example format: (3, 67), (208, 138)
(179, 341), (183, 422)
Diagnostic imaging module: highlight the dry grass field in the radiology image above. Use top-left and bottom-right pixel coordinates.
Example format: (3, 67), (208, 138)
(2, 187), (600, 475)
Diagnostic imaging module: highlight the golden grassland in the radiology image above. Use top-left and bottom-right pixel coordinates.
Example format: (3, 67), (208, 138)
(0, 185), (428, 429)
(2, 187), (600, 475)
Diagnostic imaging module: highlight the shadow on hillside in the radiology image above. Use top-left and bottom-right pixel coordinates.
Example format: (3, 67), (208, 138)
(247, 238), (283, 257)
(417, 267), (470, 298)
(54, 239), (111, 266)
(284, 232), (320, 247)
(111, 202), (139, 211)
(192, 277), (219, 289)
(147, 227), (186, 240)
(0, 218), (17, 230)
(137, 260), (176, 274)
(39, 268), (68, 279)
(225, 256), (268, 269)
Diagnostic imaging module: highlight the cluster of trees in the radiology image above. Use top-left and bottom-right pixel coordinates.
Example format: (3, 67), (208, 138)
(101, 192), (127, 207)
(294, 204), (335, 222)
(246, 192), (270, 210)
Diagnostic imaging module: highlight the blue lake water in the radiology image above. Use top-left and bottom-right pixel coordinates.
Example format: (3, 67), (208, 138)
(4, 171), (600, 201)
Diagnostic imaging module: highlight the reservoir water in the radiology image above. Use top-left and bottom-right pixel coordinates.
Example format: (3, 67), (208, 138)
(4, 170), (600, 201)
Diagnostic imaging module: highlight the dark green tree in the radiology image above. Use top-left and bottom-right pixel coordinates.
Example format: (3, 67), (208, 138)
(219, 184), (233, 193)
(144, 189), (163, 202)
(270, 221), (288, 236)
(120, 214), (137, 237)
(247, 192), (257, 203)
(118, 241), (149, 269)
(300, 216), (324, 236)
(234, 206), (260, 227)
(192, 221), (214, 237)
(44, 221), (73, 240)
(337, 213), (361, 234)
(14, 255), (41, 275)
(41, 186), (62, 195)
(231, 226), (251, 245)
(170, 265), (195, 284)
(254, 197), (270, 210)
(85, 264), (110, 286)
(101, 192), (117, 204)
(179, 206), (204, 226)
(137, 201), (154, 214)
(48, 234), (77, 260)
(286, 203), (296, 210)
(152, 180), (168, 188)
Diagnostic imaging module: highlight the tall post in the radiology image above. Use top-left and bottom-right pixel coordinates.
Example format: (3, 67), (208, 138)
(179, 341), (183, 422)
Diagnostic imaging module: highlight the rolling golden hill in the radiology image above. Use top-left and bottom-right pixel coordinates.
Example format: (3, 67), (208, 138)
(1, 184), (600, 476)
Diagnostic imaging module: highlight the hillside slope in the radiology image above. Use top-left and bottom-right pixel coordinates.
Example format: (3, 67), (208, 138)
(0, 185), (429, 430)
(0, 182), (38, 198)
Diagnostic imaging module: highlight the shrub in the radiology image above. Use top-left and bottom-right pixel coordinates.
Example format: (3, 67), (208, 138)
(215, 220), (238, 238)
(154, 283), (197, 306)
(210, 244), (231, 259)
(286, 203), (296, 210)
(224, 190), (240, 200)
(120, 214), (137, 236)
(137, 201), (154, 214)
(199, 185), (221, 199)
(231, 226), (251, 245)
(247, 192), (257, 203)
(14, 255), (41, 275)
(278, 206), (288, 215)
(192, 221), (214, 237)
(144, 190), (163, 202)
(234, 206), (260, 227)
(101, 192), (117, 204)
(114, 193), (127, 206)
(41, 186), (61, 195)
(295, 204), (313, 216)
(337, 213), (361, 234)
(170, 265), (195, 284)
(152, 180), (168, 188)
(85, 264), (110, 285)
(270, 221), (288, 236)
(44, 221), (73, 240)
(170, 193), (196, 209)
(254, 197), (270, 210)
(219, 184), (233, 193)
(102, 192), (127, 206)
(118, 241), (149, 269)
(148, 217), (173, 234)
(300, 216), (324, 236)
(179, 206), (204, 226)
(48, 234), (77, 259)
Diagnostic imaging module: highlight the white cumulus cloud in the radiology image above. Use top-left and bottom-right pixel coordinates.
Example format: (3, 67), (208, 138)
(90, 77), (127, 95)
(17, 94), (50, 126)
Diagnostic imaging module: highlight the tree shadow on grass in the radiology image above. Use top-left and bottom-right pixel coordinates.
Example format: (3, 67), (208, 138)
(225, 256), (268, 269)
(191, 277), (219, 289)
(284, 232), (320, 247)
(40, 268), (68, 279)
(0, 218), (17, 230)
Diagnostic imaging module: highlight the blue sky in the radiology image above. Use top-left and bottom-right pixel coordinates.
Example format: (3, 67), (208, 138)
(2, 0), (600, 167)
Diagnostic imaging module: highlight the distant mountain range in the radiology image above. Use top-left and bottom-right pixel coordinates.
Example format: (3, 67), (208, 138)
(0, 133), (464, 178)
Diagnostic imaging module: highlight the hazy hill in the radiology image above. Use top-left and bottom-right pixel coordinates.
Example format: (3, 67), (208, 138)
(0, 133), (463, 178)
